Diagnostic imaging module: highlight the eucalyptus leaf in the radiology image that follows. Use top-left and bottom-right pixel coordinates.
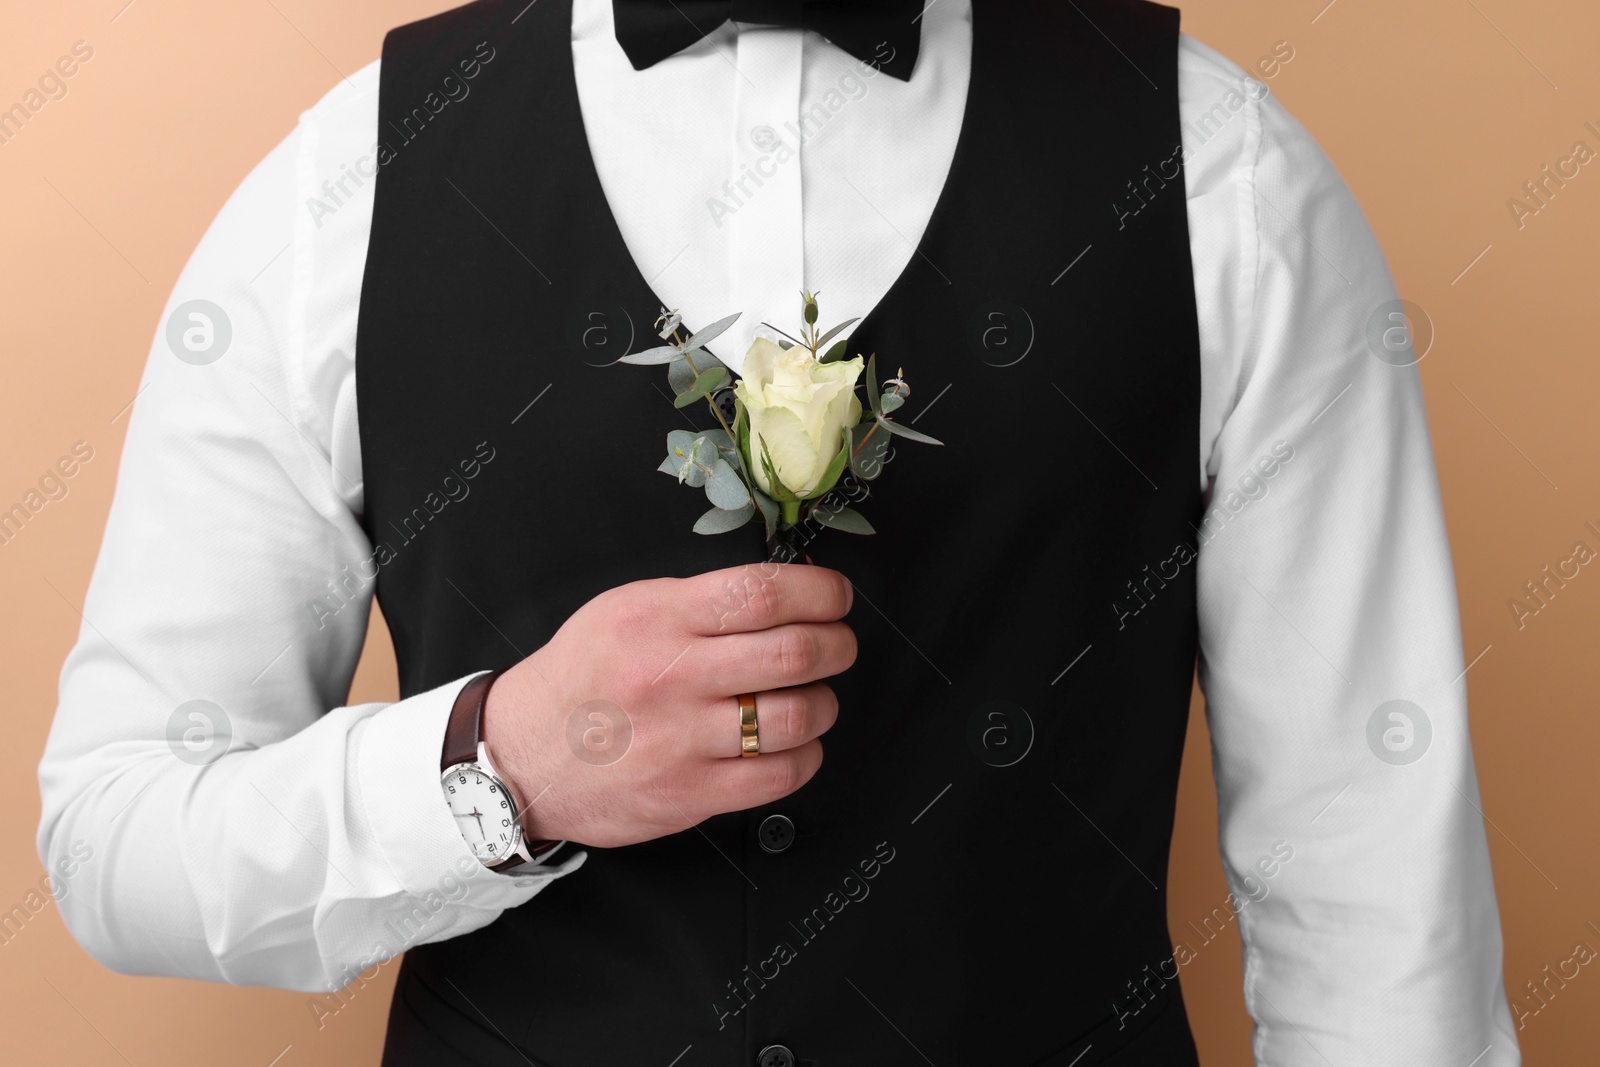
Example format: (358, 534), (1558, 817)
(812, 504), (875, 535)
(618, 344), (685, 366)
(813, 317), (859, 352)
(693, 501), (755, 535)
(663, 456), (708, 488)
(699, 426), (736, 454)
(697, 429), (739, 472)
(819, 339), (850, 364)
(880, 392), (904, 415)
(705, 458), (752, 510)
(666, 356), (697, 393)
(849, 421), (890, 481)
(865, 353), (881, 416)
(674, 365), (727, 408)
(665, 430), (713, 487)
(685, 312), (741, 351)
(876, 414), (944, 446)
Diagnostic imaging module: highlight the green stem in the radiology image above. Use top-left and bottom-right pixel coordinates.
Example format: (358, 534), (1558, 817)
(781, 500), (801, 525)
(703, 387), (739, 454)
(680, 343), (741, 455)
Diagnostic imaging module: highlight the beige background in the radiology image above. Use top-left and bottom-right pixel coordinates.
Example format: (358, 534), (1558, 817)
(3, 0), (1596, 1062)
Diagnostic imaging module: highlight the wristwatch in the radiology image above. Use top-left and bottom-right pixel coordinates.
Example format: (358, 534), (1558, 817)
(440, 669), (562, 872)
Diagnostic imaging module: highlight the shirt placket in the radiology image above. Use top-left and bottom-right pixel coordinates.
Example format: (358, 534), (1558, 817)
(728, 24), (806, 358)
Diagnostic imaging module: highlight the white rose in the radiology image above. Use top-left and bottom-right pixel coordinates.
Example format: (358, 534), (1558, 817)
(734, 337), (864, 499)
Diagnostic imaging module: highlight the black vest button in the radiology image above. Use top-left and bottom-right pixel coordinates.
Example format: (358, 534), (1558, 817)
(712, 384), (740, 426)
(757, 1044), (795, 1067)
(758, 814), (795, 854)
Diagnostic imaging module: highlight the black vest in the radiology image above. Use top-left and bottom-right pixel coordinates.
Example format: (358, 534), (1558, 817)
(356, 1), (1205, 1063)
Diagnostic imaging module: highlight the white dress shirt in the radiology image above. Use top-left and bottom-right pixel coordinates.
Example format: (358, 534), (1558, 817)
(37, 0), (1519, 1062)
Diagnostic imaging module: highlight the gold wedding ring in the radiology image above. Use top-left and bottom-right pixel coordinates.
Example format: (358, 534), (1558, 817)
(737, 693), (760, 757)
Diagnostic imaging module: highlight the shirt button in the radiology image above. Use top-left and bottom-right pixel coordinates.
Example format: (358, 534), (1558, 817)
(758, 814), (795, 854)
(757, 1044), (795, 1067)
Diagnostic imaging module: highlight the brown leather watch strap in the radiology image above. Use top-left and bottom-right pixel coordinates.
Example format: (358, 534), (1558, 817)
(441, 669), (503, 772)
(491, 837), (562, 872)
(443, 669), (561, 869)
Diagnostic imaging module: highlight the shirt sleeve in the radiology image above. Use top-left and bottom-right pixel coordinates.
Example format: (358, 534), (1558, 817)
(1181, 41), (1521, 1065)
(35, 61), (584, 995)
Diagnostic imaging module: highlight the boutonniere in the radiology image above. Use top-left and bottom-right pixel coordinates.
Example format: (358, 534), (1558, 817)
(618, 291), (941, 561)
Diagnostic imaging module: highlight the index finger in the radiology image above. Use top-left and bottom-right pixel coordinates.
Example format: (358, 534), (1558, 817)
(674, 562), (854, 635)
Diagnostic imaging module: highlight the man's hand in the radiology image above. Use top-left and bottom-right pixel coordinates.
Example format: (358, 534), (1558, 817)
(481, 563), (856, 848)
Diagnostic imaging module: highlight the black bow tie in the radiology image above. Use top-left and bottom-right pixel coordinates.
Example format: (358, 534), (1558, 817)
(613, 0), (926, 81)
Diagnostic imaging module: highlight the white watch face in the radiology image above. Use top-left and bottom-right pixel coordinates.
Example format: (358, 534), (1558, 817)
(442, 764), (522, 865)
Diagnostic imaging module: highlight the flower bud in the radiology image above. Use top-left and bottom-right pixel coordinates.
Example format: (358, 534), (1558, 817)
(735, 338), (864, 499)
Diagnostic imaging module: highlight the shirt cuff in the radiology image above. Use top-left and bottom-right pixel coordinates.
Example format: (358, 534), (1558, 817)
(355, 671), (586, 912)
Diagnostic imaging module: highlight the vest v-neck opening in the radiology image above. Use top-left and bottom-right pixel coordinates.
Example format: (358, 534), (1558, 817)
(552, 0), (982, 367)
